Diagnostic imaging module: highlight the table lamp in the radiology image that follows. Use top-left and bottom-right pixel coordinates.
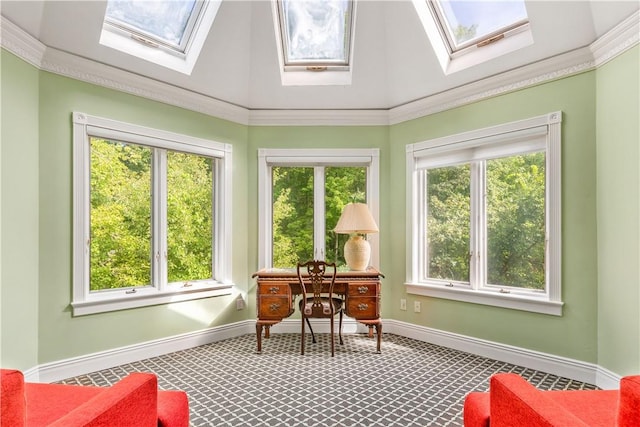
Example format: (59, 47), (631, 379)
(334, 203), (378, 271)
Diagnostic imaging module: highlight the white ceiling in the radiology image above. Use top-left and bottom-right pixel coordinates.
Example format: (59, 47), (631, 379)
(1, 1), (638, 111)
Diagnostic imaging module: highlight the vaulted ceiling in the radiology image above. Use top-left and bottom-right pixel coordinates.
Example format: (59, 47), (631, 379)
(1, 1), (638, 115)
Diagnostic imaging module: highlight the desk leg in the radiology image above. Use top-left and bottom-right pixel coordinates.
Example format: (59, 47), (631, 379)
(375, 323), (382, 354)
(264, 325), (271, 339)
(256, 323), (263, 354)
(368, 325), (374, 338)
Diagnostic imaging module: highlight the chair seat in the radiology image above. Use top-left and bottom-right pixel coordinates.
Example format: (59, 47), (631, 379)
(299, 297), (343, 317)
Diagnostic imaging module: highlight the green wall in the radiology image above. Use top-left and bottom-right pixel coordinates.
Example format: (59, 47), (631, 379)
(35, 68), (250, 363)
(596, 45), (640, 375)
(389, 71), (599, 362)
(0, 42), (638, 376)
(1, 52), (40, 370)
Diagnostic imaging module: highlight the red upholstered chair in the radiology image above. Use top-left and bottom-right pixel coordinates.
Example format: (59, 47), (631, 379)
(463, 372), (640, 427)
(297, 260), (344, 356)
(0, 369), (189, 427)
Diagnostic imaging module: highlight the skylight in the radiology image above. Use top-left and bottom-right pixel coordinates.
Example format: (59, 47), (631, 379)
(272, 0), (357, 85)
(431, 0), (528, 53)
(412, 0), (533, 74)
(104, 0), (203, 53)
(100, 0), (221, 75)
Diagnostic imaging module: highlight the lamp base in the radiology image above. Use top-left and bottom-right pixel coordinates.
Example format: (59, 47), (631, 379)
(344, 235), (371, 271)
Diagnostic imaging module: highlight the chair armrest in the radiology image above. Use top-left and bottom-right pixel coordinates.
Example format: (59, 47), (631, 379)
(47, 373), (158, 427)
(463, 391), (490, 427)
(618, 375), (640, 427)
(1, 369), (26, 427)
(489, 373), (589, 427)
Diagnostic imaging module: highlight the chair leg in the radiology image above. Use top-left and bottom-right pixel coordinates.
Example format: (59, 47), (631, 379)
(330, 317), (335, 357)
(305, 317), (316, 343)
(301, 316), (305, 355)
(338, 310), (344, 345)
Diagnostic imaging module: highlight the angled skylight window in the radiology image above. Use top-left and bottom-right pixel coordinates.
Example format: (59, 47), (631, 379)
(272, 0), (357, 86)
(100, 0), (222, 75)
(432, 0), (528, 52)
(104, 0), (203, 53)
(412, 0), (533, 75)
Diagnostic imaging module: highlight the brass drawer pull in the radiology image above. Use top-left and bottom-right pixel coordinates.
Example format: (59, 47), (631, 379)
(269, 286), (279, 294)
(357, 286), (369, 294)
(357, 303), (369, 311)
(269, 303), (281, 312)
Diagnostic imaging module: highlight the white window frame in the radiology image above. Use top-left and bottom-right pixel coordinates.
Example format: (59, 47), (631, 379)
(406, 112), (563, 316)
(270, 0), (358, 86)
(99, 0), (222, 75)
(72, 112), (233, 316)
(411, 0), (533, 75)
(258, 148), (379, 269)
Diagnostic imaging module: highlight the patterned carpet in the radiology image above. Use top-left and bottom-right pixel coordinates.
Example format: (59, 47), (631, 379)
(59, 333), (598, 426)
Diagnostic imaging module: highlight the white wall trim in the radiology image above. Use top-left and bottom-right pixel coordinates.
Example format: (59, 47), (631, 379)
(33, 321), (255, 383)
(382, 320), (618, 389)
(1, 12), (638, 127)
(25, 319), (622, 390)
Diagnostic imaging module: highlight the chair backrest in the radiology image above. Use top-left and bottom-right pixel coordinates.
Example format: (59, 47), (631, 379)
(296, 260), (338, 316)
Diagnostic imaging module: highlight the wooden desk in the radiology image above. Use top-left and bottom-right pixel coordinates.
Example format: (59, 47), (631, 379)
(252, 268), (383, 354)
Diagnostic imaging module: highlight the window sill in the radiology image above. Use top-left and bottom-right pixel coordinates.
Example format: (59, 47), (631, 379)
(405, 282), (563, 316)
(71, 283), (234, 316)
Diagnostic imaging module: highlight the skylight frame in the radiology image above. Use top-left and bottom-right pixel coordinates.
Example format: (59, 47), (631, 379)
(103, 0), (206, 56)
(412, 0), (534, 75)
(428, 0), (530, 55)
(275, 0), (356, 72)
(99, 0), (222, 75)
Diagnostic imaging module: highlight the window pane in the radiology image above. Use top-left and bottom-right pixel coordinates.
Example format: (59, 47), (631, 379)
(105, 0), (197, 47)
(281, 0), (351, 64)
(426, 164), (470, 282)
(325, 167), (366, 268)
(486, 153), (545, 290)
(167, 151), (213, 283)
(272, 167), (314, 268)
(436, 0), (528, 48)
(90, 138), (152, 291)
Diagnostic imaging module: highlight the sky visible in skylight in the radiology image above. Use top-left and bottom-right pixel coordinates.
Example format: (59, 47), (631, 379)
(439, 0), (528, 46)
(105, 0), (197, 46)
(282, 0), (350, 63)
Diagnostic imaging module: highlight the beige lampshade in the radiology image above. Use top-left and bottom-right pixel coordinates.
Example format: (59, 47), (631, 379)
(334, 203), (378, 234)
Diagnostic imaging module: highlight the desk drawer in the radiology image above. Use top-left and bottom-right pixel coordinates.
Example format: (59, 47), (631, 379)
(259, 283), (290, 295)
(258, 295), (292, 319)
(345, 296), (379, 320)
(348, 282), (379, 296)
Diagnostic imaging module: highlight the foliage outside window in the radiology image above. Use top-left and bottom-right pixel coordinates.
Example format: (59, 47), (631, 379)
(406, 112), (563, 315)
(73, 112), (233, 316)
(258, 149), (379, 270)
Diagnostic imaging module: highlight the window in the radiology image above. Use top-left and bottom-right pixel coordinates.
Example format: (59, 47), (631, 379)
(272, 0), (357, 86)
(100, 0), (222, 74)
(412, 0), (533, 74)
(72, 112), (233, 315)
(406, 112), (563, 315)
(258, 149), (379, 269)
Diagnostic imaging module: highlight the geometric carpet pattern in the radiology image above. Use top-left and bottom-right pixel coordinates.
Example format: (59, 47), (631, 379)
(59, 333), (598, 426)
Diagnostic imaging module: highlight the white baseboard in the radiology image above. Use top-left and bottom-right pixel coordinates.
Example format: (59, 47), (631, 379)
(30, 318), (621, 389)
(36, 321), (254, 383)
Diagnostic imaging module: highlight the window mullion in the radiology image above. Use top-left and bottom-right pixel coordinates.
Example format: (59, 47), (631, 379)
(314, 166), (326, 260)
(153, 149), (168, 290)
(469, 161), (485, 290)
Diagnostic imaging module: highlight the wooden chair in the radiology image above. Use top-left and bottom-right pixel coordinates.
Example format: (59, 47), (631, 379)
(297, 260), (344, 356)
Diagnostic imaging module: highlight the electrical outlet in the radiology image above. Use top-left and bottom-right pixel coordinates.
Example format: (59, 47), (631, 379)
(414, 301), (421, 313)
(400, 299), (407, 311)
(236, 295), (245, 310)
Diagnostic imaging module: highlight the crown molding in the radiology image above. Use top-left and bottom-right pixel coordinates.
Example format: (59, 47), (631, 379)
(0, 16), (46, 68)
(248, 109), (389, 126)
(590, 9), (640, 68)
(1, 11), (638, 127)
(40, 46), (250, 125)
